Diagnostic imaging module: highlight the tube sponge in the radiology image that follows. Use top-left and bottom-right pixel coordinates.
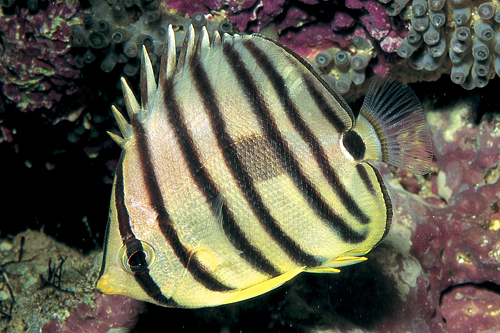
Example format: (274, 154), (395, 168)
(380, 0), (500, 89)
(314, 37), (375, 94)
(70, 1), (234, 80)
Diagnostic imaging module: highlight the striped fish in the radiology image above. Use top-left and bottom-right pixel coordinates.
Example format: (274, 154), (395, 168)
(96, 24), (432, 308)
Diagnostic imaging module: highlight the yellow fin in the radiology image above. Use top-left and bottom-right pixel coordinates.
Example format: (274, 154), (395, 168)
(329, 255), (367, 267)
(306, 251), (369, 274)
(305, 267), (341, 274)
(221, 266), (305, 305)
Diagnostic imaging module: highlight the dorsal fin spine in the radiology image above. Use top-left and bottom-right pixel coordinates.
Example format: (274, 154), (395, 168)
(196, 26), (210, 59)
(158, 25), (177, 93)
(211, 30), (221, 48)
(120, 77), (140, 121)
(111, 105), (132, 140)
(107, 131), (125, 147)
(140, 45), (157, 112)
(177, 25), (195, 75)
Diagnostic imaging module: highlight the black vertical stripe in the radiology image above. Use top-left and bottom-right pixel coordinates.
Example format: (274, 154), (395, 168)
(131, 117), (233, 292)
(140, 59), (148, 110)
(356, 164), (376, 195)
(371, 167), (392, 244)
(302, 75), (349, 133)
(161, 76), (282, 277)
(112, 156), (178, 306)
(222, 40), (366, 243)
(243, 39), (370, 225)
(189, 50), (321, 268)
(115, 156), (134, 242)
(256, 34), (355, 125)
(97, 216), (111, 281)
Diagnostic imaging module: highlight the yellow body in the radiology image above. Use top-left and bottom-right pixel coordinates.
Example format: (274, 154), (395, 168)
(97, 25), (432, 308)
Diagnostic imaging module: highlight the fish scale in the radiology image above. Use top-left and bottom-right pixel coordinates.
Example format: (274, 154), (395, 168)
(97, 24), (432, 308)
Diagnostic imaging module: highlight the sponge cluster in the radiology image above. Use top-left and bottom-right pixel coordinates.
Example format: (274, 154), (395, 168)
(71, 0), (231, 77)
(382, 0), (500, 89)
(314, 36), (375, 94)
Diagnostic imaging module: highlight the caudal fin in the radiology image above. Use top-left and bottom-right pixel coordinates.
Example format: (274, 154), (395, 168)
(360, 74), (433, 175)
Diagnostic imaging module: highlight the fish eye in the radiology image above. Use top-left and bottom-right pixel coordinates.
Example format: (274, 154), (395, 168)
(340, 130), (366, 161)
(119, 239), (156, 273)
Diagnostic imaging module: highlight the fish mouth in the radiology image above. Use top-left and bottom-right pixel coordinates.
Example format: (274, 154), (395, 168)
(96, 275), (127, 295)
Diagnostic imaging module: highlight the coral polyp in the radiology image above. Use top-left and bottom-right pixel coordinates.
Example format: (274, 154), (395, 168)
(383, 0), (500, 89)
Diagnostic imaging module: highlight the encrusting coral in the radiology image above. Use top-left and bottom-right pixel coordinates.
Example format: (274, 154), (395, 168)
(0, 0), (81, 111)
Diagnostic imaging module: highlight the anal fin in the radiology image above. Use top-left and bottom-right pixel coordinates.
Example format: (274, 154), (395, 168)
(305, 250), (369, 274)
(221, 266), (305, 305)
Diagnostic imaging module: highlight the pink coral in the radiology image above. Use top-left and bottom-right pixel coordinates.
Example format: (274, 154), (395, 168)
(165, 0), (223, 16)
(227, 0), (286, 32)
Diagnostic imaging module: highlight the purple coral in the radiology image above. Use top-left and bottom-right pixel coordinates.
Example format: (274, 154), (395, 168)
(368, 96), (500, 332)
(441, 285), (500, 332)
(0, 0), (81, 111)
(42, 294), (144, 333)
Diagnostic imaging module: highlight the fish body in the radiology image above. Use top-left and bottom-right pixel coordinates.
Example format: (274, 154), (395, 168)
(96, 25), (432, 308)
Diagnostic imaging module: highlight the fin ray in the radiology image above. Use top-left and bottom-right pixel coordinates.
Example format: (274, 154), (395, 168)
(177, 25), (196, 75)
(120, 77), (141, 120)
(107, 131), (125, 147)
(140, 45), (157, 112)
(111, 105), (132, 140)
(361, 74), (433, 175)
(158, 25), (177, 90)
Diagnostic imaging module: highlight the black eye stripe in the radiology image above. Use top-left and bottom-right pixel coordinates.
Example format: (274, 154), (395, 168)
(343, 130), (366, 161)
(129, 250), (147, 269)
(125, 239), (149, 272)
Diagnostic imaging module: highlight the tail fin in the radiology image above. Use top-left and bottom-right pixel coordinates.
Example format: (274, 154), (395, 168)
(355, 74), (433, 175)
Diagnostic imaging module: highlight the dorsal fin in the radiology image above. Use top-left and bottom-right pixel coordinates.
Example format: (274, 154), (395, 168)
(111, 105), (132, 138)
(158, 25), (177, 91)
(120, 77), (141, 121)
(176, 24), (196, 75)
(140, 45), (156, 112)
(195, 26), (210, 59)
(211, 30), (222, 48)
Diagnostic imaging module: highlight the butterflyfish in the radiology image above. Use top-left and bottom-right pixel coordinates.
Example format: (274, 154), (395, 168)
(96, 24), (432, 308)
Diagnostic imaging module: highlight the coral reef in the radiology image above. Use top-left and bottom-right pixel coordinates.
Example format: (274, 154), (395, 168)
(0, 230), (144, 332)
(313, 36), (375, 94)
(70, 0), (232, 80)
(0, 0), (81, 111)
(165, 0), (407, 96)
(302, 0), (406, 93)
(385, 0), (500, 89)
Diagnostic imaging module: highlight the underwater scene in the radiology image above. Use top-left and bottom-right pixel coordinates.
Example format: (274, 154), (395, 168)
(1, 0), (500, 332)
